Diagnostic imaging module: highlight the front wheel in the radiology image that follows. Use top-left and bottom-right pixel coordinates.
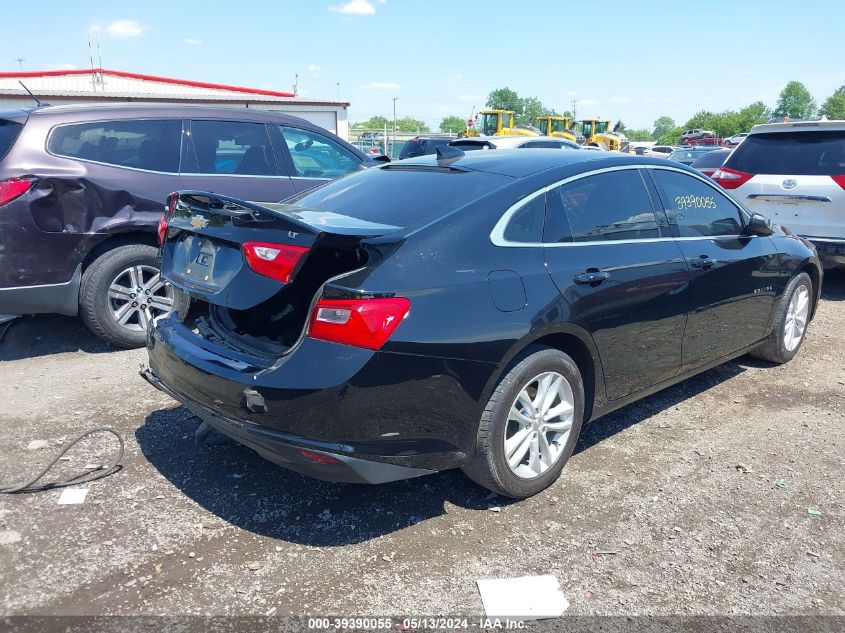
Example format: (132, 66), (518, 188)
(750, 272), (813, 364)
(463, 345), (584, 498)
(79, 244), (189, 348)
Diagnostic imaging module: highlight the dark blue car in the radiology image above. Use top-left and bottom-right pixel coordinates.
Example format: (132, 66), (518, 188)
(144, 149), (822, 498)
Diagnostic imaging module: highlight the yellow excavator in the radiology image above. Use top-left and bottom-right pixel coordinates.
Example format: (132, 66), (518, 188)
(465, 109), (539, 137)
(535, 115), (577, 142)
(572, 119), (625, 151)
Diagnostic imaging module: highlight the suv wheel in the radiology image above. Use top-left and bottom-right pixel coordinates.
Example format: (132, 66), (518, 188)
(463, 345), (584, 498)
(79, 244), (189, 348)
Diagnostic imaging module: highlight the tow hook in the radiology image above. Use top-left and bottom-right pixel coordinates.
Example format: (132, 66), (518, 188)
(242, 388), (267, 414)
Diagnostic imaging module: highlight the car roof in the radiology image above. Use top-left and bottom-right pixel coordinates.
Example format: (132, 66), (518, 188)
(750, 120), (845, 134)
(451, 135), (536, 149)
(397, 148), (671, 178)
(21, 102), (318, 125)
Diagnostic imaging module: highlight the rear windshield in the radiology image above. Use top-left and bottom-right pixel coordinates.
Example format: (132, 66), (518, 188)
(285, 165), (511, 227)
(0, 120), (23, 161)
(691, 150), (729, 168)
(727, 130), (845, 175)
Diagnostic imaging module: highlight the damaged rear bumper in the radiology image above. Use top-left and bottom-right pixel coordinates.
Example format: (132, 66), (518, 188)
(140, 366), (436, 484)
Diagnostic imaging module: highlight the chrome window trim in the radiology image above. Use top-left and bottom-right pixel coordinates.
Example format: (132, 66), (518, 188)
(490, 163), (746, 248)
(179, 172), (287, 179)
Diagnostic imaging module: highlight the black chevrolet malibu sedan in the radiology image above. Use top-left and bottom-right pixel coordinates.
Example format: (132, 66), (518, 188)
(143, 149), (822, 498)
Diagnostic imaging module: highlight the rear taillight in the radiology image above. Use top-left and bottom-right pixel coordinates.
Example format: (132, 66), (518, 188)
(297, 449), (341, 465)
(711, 167), (753, 190)
(242, 241), (310, 284)
(831, 175), (845, 190)
(157, 215), (168, 245)
(0, 177), (34, 206)
(308, 297), (411, 350)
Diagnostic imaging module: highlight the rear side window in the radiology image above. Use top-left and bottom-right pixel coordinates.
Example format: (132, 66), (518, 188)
(651, 169), (743, 237)
(545, 169), (659, 242)
(189, 120), (276, 176)
(0, 120), (23, 161)
(286, 166), (510, 227)
(727, 130), (845, 175)
(503, 193), (545, 243)
(279, 125), (360, 179)
(48, 119), (181, 172)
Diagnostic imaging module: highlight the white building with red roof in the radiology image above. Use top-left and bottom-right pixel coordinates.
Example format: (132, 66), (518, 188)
(0, 68), (349, 138)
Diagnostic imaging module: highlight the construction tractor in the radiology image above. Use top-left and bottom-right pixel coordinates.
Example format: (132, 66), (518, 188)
(535, 115), (577, 142)
(572, 119), (625, 151)
(465, 109), (539, 137)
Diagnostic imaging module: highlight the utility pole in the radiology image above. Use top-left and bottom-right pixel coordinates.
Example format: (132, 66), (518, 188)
(336, 82), (340, 101)
(392, 97), (398, 159)
(293, 73), (299, 97)
(15, 58), (25, 71)
(571, 98), (578, 121)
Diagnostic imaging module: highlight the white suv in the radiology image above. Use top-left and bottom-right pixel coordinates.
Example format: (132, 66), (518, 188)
(713, 120), (845, 268)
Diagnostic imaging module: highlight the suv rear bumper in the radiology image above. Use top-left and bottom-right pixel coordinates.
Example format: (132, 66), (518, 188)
(0, 265), (80, 316)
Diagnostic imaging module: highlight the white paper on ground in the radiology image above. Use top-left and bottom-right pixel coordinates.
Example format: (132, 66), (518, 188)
(57, 488), (89, 505)
(476, 575), (569, 620)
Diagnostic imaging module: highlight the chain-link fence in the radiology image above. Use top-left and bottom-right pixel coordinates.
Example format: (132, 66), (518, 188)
(349, 127), (461, 159)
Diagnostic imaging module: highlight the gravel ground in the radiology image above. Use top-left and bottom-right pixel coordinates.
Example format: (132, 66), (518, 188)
(0, 271), (843, 618)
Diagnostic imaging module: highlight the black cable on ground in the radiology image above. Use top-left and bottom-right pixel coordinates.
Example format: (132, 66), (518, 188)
(0, 427), (124, 494)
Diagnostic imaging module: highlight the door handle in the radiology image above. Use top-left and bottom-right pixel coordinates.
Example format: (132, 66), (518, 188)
(689, 256), (716, 269)
(573, 270), (611, 284)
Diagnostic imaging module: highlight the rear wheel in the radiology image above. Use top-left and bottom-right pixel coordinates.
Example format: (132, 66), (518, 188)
(750, 272), (812, 364)
(463, 345), (584, 498)
(80, 244), (189, 348)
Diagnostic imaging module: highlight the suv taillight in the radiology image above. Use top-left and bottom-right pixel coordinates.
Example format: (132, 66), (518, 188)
(0, 177), (34, 206)
(308, 297), (411, 350)
(711, 167), (753, 190)
(831, 175), (845, 190)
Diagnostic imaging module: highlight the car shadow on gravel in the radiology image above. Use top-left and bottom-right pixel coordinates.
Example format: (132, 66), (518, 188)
(136, 407), (503, 547)
(0, 314), (115, 361)
(137, 359), (751, 547)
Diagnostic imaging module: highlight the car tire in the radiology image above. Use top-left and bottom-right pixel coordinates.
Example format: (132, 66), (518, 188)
(750, 272), (813, 364)
(79, 244), (189, 349)
(463, 345), (585, 498)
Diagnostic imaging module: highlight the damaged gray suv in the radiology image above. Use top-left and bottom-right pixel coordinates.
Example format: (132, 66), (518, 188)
(0, 103), (374, 347)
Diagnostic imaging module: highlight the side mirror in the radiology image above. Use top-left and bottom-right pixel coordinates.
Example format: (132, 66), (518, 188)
(371, 154), (391, 163)
(745, 212), (774, 236)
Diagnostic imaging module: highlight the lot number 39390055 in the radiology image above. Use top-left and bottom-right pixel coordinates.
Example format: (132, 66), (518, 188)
(675, 195), (716, 209)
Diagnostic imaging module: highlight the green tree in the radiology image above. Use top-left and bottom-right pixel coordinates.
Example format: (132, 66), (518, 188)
(624, 128), (652, 141)
(652, 116), (676, 139)
(353, 115), (390, 130)
(486, 87), (522, 114)
(820, 85), (845, 120)
(613, 120), (626, 133)
(394, 117), (429, 133)
(736, 101), (771, 131)
(655, 126), (685, 145)
(440, 115), (467, 133)
(520, 96), (550, 125)
(773, 81), (816, 120)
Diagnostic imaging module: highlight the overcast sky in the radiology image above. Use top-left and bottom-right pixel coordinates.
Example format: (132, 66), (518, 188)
(4, 0), (844, 130)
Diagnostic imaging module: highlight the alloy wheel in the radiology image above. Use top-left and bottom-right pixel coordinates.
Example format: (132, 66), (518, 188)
(783, 285), (810, 352)
(107, 265), (174, 332)
(503, 371), (575, 479)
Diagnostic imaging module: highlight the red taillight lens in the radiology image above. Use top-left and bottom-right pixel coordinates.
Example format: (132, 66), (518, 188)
(157, 215), (168, 245)
(831, 175), (845, 190)
(0, 177), (34, 206)
(711, 167), (753, 190)
(297, 449), (341, 465)
(308, 297), (411, 350)
(242, 241), (310, 284)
